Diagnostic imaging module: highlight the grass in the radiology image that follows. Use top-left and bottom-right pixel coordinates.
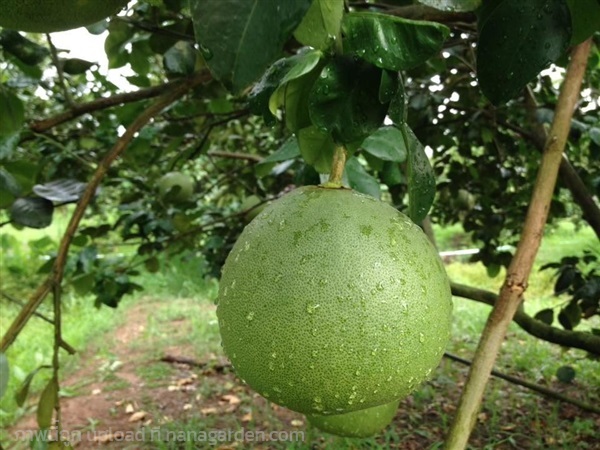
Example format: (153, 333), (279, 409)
(1, 217), (598, 449)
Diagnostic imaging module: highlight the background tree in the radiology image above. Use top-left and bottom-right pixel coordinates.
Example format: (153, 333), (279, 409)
(0, 0), (598, 448)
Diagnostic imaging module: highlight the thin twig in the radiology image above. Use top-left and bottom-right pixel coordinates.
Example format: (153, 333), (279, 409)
(46, 34), (74, 107)
(29, 75), (208, 133)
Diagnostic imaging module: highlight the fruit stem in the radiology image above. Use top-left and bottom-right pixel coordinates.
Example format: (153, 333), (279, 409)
(325, 144), (347, 188)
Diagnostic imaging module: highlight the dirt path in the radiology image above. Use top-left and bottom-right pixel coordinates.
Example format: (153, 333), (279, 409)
(7, 297), (600, 450)
(8, 297), (303, 449)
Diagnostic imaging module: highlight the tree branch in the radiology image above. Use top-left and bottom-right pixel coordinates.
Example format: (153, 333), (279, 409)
(524, 87), (600, 240)
(0, 71), (209, 353)
(445, 39), (592, 449)
(29, 75), (209, 133)
(450, 282), (600, 355)
(443, 353), (600, 415)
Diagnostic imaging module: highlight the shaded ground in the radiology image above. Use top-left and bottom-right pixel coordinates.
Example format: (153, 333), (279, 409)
(7, 297), (600, 449)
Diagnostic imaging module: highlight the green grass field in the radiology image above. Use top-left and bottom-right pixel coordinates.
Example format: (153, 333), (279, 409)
(1, 217), (598, 448)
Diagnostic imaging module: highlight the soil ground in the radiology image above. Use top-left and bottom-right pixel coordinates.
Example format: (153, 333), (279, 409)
(7, 297), (600, 450)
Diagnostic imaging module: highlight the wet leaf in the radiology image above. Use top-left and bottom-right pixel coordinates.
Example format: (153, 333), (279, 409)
(342, 12), (450, 71)
(294, 0), (344, 50)
(403, 126), (435, 223)
(477, 0), (571, 105)
(190, 0), (312, 92)
(534, 308), (554, 325)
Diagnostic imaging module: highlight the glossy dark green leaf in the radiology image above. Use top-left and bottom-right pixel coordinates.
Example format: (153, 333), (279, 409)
(33, 179), (87, 203)
(268, 49), (323, 132)
(477, 0), (572, 105)
(104, 21), (134, 69)
(294, 0), (344, 50)
(418, 0), (481, 12)
(0, 353), (8, 400)
(534, 308), (554, 325)
(361, 126), (407, 162)
(190, 0), (312, 92)
(37, 377), (58, 429)
(0, 88), (25, 136)
(15, 365), (50, 407)
(388, 73), (406, 124)
(297, 126), (335, 173)
(342, 12), (450, 71)
(345, 157), (381, 199)
(10, 197), (54, 229)
(567, 0), (600, 44)
(163, 41), (197, 76)
(403, 126), (435, 223)
(249, 49), (321, 124)
(556, 365), (576, 383)
(308, 56), (388, 143)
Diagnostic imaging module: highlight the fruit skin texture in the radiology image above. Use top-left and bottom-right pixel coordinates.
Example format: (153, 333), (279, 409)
(0, 0), (128, 33)
(217, 185), (452, 415)
(307, 399), (400, 438)
(157, 172), (194, 203)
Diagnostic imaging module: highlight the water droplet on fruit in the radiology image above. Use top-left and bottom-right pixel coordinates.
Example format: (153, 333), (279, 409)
(273, 386), (282, 393)
(419, 333), (425, 343)
(306, 303), (320, 314)
(271, 352), (277, 358)
(246, 311), (255, 321)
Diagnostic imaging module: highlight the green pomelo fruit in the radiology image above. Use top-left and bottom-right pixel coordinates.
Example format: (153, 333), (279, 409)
(157, 172), (194, 203)
(217, 185), (452, 415)
(307, 399), (400, 438)
(0, 0), (128, 33)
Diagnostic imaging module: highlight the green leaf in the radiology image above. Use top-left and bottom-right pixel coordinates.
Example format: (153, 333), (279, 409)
(345, 157), (381, 199)
(294, 0), (344, 50)
(61, 58), (95, 75)
(556, 365), (576, 383)
(145, 256), (160, 273)
(381, 162), (404, 186)
(297, 126), (335, 173)
(361, 126), (407, 162)
(37, 377), (58, 429)
(477, 0), (572, 105)
(308, 56), (388, 143)
(15, 365), (50, 407)
(567, 0), (600, 45)
(342, 12), (450, 71)
(418, 0), (481, 12)
(267, 49), (323, 131)
(403, 126), (435, 223)
(249, 49), (321, 124)
(0, 167), (21, 209)
(0, 353), (8, 400)
(71, 273), (95, 296)
(163, 41), (197, 76)
(0, 88), (25, 136)
(534, 308), (554, 325)
(260, 137), (301, 164)
(0, 133), (20, 160)
(190, 0), (312, 92)
(10, 198), (54, 229)
(558, 301), (582, 330)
